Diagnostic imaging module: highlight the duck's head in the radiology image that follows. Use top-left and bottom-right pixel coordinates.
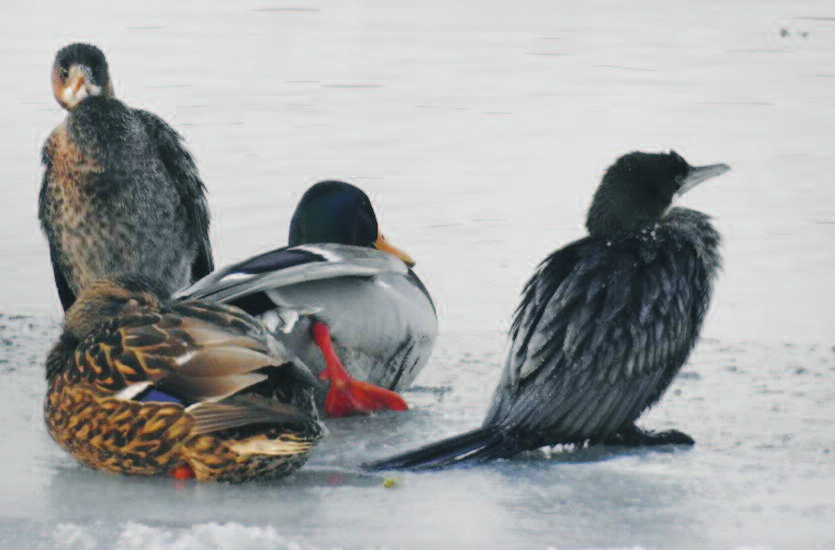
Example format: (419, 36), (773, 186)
(51, 43), (114, 111)
(64, 275), (163, 342)
(585, 150), (731, 236)
(289, 180), (416, 267)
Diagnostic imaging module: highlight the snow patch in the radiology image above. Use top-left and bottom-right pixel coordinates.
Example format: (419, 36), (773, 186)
(52, 522), (314, 550)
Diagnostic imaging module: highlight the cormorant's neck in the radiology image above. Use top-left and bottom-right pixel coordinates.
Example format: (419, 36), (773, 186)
(585, 195), (667, 236)
(66, 96), (132, 148)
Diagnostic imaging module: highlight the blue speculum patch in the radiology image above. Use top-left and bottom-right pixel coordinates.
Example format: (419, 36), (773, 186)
(139, 388), (182, 404)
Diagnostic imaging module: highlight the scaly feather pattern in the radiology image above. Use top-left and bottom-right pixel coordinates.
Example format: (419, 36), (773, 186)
(45, 276), (325, 482)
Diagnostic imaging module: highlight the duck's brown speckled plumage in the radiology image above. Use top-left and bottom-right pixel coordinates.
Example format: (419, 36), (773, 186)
(39, 43), (213, 311)
(45, 276), (325, 483)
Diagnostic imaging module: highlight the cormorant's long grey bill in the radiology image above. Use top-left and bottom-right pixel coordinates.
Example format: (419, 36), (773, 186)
(675, 163), (731, 200)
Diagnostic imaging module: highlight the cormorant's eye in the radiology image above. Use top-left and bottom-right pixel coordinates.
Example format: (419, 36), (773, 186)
(58, 66), (69, 80)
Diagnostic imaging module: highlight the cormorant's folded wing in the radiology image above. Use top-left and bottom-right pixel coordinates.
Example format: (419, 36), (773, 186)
(487, 230), (705, 443)
(135, 108), (214, 281)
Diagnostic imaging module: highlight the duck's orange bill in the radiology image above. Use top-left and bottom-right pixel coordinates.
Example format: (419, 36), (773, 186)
(311, 321), (409, 417)
(373, 234), (416, 267)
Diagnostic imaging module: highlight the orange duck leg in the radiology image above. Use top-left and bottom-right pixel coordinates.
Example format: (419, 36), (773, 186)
(311, 321), (408, 417)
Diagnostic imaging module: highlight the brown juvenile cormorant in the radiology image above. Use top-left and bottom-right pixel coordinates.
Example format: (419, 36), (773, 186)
(364, 150), (730, 470)
(39, 43), (213, 311)
(178, 180), (437, 417)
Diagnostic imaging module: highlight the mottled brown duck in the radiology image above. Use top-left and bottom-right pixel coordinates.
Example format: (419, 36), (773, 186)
(45, 275), (325, 482)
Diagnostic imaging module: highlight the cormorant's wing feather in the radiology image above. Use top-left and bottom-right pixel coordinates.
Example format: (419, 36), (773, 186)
(49, 247), (76, 311)
(38, 143), (78, 312)
(362, 425), (511, 471)
(488, 228), (710, 443)
(134, 109), (214, 281)
(505, 240), (585, 384)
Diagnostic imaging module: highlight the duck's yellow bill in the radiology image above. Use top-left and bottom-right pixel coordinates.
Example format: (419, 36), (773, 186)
(374, 234), (415, 267)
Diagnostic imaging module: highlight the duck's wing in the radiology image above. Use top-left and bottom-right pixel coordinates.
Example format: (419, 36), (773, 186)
(176, 243), (407, 312)
(486, 230), (710, 443)
(134, 109), (214, 281)
(69, 302), (316, 407)
(186, 396), (315, 434)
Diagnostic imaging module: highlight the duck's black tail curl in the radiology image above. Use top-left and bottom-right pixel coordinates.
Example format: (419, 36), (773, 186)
(361, 425), (519, 471)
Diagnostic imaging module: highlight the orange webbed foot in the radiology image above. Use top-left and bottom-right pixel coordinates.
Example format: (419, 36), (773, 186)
(169, 463), (195, 480)
(311, 321), (408, 418)
(322, 377), (409, 418)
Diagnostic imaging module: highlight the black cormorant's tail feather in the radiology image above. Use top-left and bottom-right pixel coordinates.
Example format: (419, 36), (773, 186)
(362, 425), (517, 471)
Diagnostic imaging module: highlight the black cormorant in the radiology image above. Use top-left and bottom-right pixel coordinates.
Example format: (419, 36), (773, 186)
(39, 43), (213, 311)
(177, 180), (437, 417)
(364, 150), (729, 470)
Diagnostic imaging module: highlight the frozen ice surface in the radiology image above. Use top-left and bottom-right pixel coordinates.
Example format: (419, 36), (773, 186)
(2, 322), (833, 549)
(1, 0), (834, 548)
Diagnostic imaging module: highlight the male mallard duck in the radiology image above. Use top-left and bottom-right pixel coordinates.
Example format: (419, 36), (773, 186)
(39, 43), (213, 311)
(178, 180), (438, 418)
(365, 151), (730, 470)
(45, 275), (325, 482)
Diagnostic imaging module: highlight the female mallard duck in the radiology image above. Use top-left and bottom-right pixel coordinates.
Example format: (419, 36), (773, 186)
(178, 180), (438, 418)
(365, 151), (730, 470)
(45, 275), (325, 482)
(39, 43), (213, 311)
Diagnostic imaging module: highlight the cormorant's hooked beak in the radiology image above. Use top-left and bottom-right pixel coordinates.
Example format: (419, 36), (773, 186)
(60, 65), (103, 109)
(373, 234), (416, 267)
(674, 162), (731, 201)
